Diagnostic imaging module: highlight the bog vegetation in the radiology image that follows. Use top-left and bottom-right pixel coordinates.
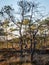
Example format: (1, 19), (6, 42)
(0, 0), (49, 65)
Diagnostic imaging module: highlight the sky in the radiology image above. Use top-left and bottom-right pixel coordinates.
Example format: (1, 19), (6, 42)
(0, 0), (49, 15)
(0, 0), (49, 37)
(0, 0), (49, 25)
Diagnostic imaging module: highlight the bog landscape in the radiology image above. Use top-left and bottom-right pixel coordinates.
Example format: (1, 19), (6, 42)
(0, 0), (49, 65)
